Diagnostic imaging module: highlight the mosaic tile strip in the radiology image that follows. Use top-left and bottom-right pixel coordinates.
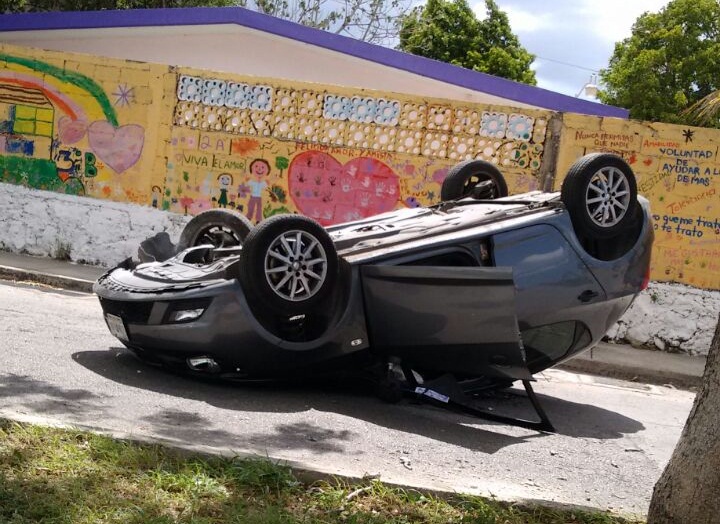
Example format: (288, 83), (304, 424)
(322, 95), (400, 126)
(395, 129), (423, 155)
(399, 103), (427, 130)
(178, 75), (272, 111)
(271, 114), (297, 140)
(421, 131), (449, 158)
(318, 120), (348, 145)
(427, 106), (453, 132)
(298, 91), (324, 117)
(506, 113), (534, 141)
(447, 135), (476, 161)
(480, 112), (508, 139)
(372, 126), (398, 151)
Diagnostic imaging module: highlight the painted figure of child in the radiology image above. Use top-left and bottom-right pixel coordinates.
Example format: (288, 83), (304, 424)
(246, 159), (269, 222)
(217, 172), (233, 208)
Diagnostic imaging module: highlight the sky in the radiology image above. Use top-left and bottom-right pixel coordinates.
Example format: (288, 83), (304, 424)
(473, 0), (670, 98)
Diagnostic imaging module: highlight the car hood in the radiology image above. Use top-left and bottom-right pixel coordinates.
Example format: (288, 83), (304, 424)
(94, 254), (238, 295)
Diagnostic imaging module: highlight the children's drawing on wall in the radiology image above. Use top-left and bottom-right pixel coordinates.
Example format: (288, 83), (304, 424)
(0, 51), (148, 201)
(288, 151), (400, 225)
(151, 185), (162, 208)
(215, 172), (233, 208)
(247, 158), (269, 223)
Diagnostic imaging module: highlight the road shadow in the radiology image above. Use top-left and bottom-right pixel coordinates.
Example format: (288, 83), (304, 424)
(0, 373), (106, 419)
(71, 348), (644, 455)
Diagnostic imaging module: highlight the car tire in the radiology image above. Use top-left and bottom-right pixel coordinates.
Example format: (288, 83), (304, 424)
(177, 209), (253, 252)
(239, 214), (339, 315)
(561, 153), (638, 239)
(440, 159), (509, 201)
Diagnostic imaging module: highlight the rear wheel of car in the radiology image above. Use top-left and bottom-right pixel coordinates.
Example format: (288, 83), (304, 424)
(177, 209), (252, 252)
(561, 153), (638, 239)
(240, 214), (339, 315)
(440, 159), (509, 201)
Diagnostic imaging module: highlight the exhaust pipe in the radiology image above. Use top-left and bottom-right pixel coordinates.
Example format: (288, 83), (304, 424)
(186, 356), (221, 374)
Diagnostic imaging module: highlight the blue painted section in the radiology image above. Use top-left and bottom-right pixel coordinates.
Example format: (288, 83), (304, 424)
(0, 7), (629, 118)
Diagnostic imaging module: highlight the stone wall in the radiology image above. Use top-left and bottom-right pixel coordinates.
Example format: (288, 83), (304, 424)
(0, 182), (188, 267)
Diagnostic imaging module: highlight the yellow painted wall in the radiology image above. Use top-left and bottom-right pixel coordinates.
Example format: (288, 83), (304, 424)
(556, 113), (720, 290)
(1, 42), (718, 290)
(0, 44), (172, 204)
(165, 67), (551, 224)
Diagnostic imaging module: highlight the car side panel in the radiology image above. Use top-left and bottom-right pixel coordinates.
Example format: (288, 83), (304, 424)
(360, 265), (531, 380)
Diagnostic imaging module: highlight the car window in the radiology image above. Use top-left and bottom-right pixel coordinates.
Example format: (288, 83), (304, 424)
(522, 321), (589, 368)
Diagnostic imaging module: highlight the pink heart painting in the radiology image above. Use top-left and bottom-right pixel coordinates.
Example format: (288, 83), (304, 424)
(88, 121), (145, 173)
(288, 151), (400, 225)
(57, 117), (88, 144)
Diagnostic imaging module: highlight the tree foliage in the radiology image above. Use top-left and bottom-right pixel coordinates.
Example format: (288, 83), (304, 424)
(599, 0), (720, 126)
(238, 0), (411, 44)
(397, 0), (535, 85)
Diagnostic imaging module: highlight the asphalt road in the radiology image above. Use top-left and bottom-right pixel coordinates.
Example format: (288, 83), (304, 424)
(0, 280), (695, 517)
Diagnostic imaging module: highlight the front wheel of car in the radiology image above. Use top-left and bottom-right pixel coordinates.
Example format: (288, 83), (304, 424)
(177, 209), (253, 252)
(440, 159), (509, 201)
(561, 153), (638, 239)
(239, 214), (339, 315)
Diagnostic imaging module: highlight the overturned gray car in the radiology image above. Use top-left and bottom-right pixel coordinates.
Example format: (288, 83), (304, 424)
(94, 153), (653, 431)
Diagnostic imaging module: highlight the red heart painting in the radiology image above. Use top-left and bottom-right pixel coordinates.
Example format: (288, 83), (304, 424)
(88, 121), (145, 174)
(288, 151), (400, 225)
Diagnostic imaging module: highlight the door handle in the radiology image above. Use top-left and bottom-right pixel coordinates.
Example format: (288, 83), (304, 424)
(578, 289), (599, 302)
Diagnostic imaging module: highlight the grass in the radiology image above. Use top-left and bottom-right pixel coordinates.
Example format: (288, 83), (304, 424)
(0, 419), (642, 524)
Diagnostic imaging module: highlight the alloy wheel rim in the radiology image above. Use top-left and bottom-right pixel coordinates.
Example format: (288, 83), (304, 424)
(585, 166), (631, 227)
(264, 229), (328, 302)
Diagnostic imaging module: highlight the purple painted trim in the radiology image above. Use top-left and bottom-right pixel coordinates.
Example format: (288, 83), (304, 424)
(0, 7), (628, 118)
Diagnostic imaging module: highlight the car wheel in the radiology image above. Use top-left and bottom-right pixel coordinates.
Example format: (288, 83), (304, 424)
(240, 214), (339, 315)
(177, 209), (252, 252)
(561, 153), (638, 239)
(440, 159), (509, 201)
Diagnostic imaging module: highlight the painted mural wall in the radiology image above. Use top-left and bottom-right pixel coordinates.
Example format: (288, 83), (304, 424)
(1, 42), (719, 291)
(165, 68), (551, 224)
(0, 44), (172, 204)
(556, 114), (720, 290)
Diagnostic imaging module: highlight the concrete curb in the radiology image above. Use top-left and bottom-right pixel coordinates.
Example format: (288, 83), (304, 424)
(0, 265), (95, 293)
(558, 343), (705, 390)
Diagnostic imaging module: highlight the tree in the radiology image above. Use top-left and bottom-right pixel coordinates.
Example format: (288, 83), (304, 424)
(647, 313), (720, 523)
(238, 0), (412, 44)
(397, 0), (536, 85)
(599, 0), (720, 126)
(684, 90), (720, 128)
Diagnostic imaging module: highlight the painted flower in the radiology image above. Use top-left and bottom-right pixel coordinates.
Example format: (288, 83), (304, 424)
(237, 183), (250, 199)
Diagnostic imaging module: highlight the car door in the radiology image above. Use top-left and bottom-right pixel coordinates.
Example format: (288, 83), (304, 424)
(360, 264), (531, 381)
